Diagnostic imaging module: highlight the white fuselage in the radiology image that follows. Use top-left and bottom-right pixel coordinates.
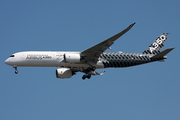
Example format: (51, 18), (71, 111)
(5, 51), (104, 69)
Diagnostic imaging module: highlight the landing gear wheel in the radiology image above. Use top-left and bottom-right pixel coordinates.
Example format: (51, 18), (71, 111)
(87, 74), (91, 79)
(82, 74), (91, 80)
(82, 75), (86, 80)
(15, 70), (18, 74)
(91, 67), (96, 71)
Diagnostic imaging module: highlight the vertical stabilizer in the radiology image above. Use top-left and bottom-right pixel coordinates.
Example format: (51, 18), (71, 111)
(143, 33), (169, 54)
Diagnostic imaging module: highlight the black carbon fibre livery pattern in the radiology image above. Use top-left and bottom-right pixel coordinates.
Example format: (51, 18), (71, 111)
(143, 33), (168, 55)
(99, 52), (163, 68)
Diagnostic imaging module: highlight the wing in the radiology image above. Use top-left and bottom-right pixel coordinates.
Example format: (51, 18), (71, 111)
(80, 22), (136, 65)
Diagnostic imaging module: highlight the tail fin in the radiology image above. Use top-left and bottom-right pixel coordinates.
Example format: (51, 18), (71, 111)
(143, 33), (169, 54)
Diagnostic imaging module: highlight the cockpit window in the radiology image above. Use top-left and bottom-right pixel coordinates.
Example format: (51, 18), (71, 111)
(10, 55), (15, 57)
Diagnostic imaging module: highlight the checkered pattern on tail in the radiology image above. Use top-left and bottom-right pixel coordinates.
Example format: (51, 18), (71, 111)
(143, 33), (168, 55)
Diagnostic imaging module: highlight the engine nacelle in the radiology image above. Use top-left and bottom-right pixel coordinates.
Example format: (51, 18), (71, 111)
(56, 68), (73, 79)
(64, 53), (80, 63)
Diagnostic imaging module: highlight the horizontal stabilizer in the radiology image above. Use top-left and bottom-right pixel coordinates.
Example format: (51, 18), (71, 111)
(150, 48), (174, 59)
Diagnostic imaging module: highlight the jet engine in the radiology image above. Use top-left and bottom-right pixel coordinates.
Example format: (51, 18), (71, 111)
(64, 53), (80, 63)
(56, 68), (73, 78)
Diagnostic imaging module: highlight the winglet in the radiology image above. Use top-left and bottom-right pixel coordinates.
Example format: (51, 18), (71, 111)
(150, 48), (174, 59)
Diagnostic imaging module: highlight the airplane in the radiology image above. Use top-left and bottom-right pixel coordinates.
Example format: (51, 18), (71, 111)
(5, 22), (174, 80)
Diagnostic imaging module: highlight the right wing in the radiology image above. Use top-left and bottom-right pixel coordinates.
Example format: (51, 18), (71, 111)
(80, 22), (136, 65)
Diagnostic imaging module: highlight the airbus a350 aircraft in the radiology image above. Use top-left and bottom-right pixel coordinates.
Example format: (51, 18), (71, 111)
(5, 22), (174, 80)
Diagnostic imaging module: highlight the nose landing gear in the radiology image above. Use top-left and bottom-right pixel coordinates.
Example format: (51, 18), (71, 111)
(13, 66), (18, 74)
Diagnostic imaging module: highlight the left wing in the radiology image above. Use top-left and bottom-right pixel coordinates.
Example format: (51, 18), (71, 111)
(80, 22), (136, 65)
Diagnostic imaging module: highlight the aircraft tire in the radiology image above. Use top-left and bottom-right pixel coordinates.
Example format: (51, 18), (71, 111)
(91, 67), (96, 71)
(82, 75), (86, 80)
(15, 71), (18, 74)
(87, 74), (91, 79)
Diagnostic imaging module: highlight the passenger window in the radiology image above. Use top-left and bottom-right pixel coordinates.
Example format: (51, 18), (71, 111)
(10, 55), (15, 57)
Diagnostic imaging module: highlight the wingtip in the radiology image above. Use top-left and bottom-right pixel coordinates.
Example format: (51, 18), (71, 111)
(169, 47), (175, 50)
(129, 22), (136, 28)
(132, 22), (136, 25)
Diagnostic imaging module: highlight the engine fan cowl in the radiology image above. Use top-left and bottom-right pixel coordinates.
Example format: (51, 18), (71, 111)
(56, 68), (72, 78)
(64, 53), (80, 63)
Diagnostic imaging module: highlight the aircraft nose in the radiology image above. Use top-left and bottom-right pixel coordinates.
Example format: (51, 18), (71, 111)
(5, 58), (10, 65)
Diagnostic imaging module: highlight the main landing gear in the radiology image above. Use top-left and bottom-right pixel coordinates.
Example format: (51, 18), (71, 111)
(82, 67), (96, 80)
(82, 74), (91, 80)
(13, 66), (18, 74)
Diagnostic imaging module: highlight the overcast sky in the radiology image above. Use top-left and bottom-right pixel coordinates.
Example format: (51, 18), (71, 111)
(1, 0), (180, 120)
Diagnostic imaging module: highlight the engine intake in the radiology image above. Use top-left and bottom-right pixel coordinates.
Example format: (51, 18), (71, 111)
(56, 68), (73, 78)
(64, 53), (80, 63)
